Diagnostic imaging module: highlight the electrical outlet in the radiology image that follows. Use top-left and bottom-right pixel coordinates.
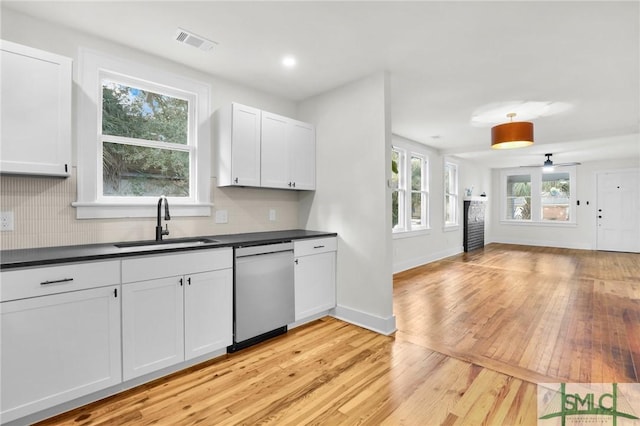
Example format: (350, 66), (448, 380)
(1, 211), (14, 231)
(215, 209), (228, 224)
(269, 209), (276, 221)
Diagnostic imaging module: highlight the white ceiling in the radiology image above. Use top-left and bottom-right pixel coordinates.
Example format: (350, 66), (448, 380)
(4, 1), (639, 168)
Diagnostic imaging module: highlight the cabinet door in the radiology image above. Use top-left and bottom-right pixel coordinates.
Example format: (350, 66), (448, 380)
(294, 251), (336, 321)
(289, 120), (316, 190)
(122, 277), (184, 380)
(1, 286), (121, 423)
(184, 269), (233, 360)
(260, 112), (290, 189)
(231, 103), (261, 186)
(0, 40), (71, 177)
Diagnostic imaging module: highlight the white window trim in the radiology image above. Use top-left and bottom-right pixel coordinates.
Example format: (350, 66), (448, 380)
(73, 48), (212, 219)
(444, 160), (459, 228)
(500, 167), (577, 225)
(391, 140), (430, 236)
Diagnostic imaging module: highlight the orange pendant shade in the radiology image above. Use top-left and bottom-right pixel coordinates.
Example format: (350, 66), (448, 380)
(491, 121), (534, 149)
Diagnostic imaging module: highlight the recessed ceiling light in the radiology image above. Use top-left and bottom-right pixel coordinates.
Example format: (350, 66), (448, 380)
(282, 56), (297, 68)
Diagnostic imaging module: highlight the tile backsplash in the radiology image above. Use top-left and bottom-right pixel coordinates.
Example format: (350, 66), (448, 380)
(0, 168), (300, 250)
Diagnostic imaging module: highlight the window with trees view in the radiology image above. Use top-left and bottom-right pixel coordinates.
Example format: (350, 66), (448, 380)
(502, 168), (575, 224)
(392, 145), (429, 233)
(74, 49), (211, 219)
(506, 174), (532, 220)
(101, 80), (193, 198)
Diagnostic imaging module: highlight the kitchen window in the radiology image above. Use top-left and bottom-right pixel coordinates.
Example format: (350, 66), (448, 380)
(501, 168), (576, 224)
(74, 49), (211, 218)
(101, 77), (193, 199)
(392, 143), (429, 234)
(444, 161), (458, 227)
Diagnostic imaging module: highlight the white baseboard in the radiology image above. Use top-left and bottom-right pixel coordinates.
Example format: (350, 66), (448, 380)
(489, 237), (592, 250)
(332, 305), (396, 335)
(392, 245), (463, 274)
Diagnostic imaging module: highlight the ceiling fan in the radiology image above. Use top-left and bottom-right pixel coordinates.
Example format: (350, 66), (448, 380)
(521, 153), (581, 171)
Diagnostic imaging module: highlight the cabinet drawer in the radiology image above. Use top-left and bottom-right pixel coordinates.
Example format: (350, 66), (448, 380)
(0, 260), (120, 302)
(294, 237), (337, 257)
(122, 247), (232, 283)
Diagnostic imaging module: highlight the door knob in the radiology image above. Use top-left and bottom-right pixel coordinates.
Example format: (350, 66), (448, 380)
(598, 215), (602, 219)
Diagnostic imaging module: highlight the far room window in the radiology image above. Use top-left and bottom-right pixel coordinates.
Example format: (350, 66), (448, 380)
(410, 155), (428, 228)
(100, 77), (195, 200)
(506, 174), (532, 220)
(444, 161), (458, 226)
(391, 148), (405, 231)
(541, 172), (571, 221)
(391, 143), (429, 234)
(501, 168), (576, 224)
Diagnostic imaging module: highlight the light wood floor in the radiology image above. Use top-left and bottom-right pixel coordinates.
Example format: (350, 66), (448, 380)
(36, 244), (640, 425)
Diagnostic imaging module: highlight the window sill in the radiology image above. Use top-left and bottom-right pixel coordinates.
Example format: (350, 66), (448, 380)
(72, 201), (212, 219)
(392, 228), (431, 239)
(443, 225), (460, 232)
(499, 220), (577, 228)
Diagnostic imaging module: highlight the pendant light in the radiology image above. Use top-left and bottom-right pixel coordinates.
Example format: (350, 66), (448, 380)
(491, 112), (534, 149)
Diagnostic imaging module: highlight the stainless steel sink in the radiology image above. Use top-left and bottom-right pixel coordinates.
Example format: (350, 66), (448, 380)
(114, 237), (219, 249)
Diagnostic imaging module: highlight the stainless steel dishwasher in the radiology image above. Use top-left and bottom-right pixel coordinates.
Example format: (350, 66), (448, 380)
(228, 242), (295, 352)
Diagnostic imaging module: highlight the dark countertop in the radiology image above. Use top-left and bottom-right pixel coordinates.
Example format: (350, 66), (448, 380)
(0, 229), (337, 270)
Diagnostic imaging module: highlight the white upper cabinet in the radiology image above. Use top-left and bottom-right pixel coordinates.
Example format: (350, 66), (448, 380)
(261, 112), (316, 190)
(215, 103), (262, 187)
(288, 119), (316, 190)
(216, 103), (315, 190)
(0, 40), (72, 177)
(260, 112), (289, 189)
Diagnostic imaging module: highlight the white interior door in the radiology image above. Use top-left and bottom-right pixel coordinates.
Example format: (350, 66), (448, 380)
(596, 169), (640, 252)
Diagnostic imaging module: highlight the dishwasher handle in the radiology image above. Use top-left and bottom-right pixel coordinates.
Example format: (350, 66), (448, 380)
(235, 242), (293, 258)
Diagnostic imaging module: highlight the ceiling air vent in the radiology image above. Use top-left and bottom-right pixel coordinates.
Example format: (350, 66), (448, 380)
(175, 28), (218, 52)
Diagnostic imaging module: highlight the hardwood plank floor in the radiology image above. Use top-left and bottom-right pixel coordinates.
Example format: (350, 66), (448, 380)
(36, 244), (639, 425)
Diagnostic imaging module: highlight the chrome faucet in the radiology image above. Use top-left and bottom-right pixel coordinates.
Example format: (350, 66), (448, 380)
(155, 196), (171, 241)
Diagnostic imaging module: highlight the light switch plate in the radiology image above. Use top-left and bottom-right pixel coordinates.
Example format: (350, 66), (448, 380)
(1, 211), (14, 231)
(215, 209), (228, 224)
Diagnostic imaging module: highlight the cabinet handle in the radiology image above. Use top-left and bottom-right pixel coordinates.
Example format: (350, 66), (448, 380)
(179, 278), (184, 286)
(114, 288), (118, 298)
(288, 182), (292, 187)
(313, 245), (325, 249)
(187, 277), (191, 285)
(40, 278), (74, 285)
(234, 177), (239, 184)
(292, 182), (296, 188)
(295, 259), (299, 265)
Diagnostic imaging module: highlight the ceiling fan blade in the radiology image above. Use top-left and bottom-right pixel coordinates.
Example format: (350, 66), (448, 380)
(518, 161), (581, 168)
(554, 162), (581, 166)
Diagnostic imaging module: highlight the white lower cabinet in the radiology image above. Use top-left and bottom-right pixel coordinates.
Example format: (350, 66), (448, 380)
(184, 269), (233, 360)
(0, 262), (121, 424)
(294, 237), (337, 321)
(121, 248), (233, 381)
(122, 276), (185, 381)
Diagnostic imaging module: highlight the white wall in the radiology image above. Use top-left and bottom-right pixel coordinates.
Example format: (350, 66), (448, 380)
(297, 72), (396, 335)
(489, 157), (640, 249)
(0, 8), (302, 249)
(391, 135), (492, 273)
